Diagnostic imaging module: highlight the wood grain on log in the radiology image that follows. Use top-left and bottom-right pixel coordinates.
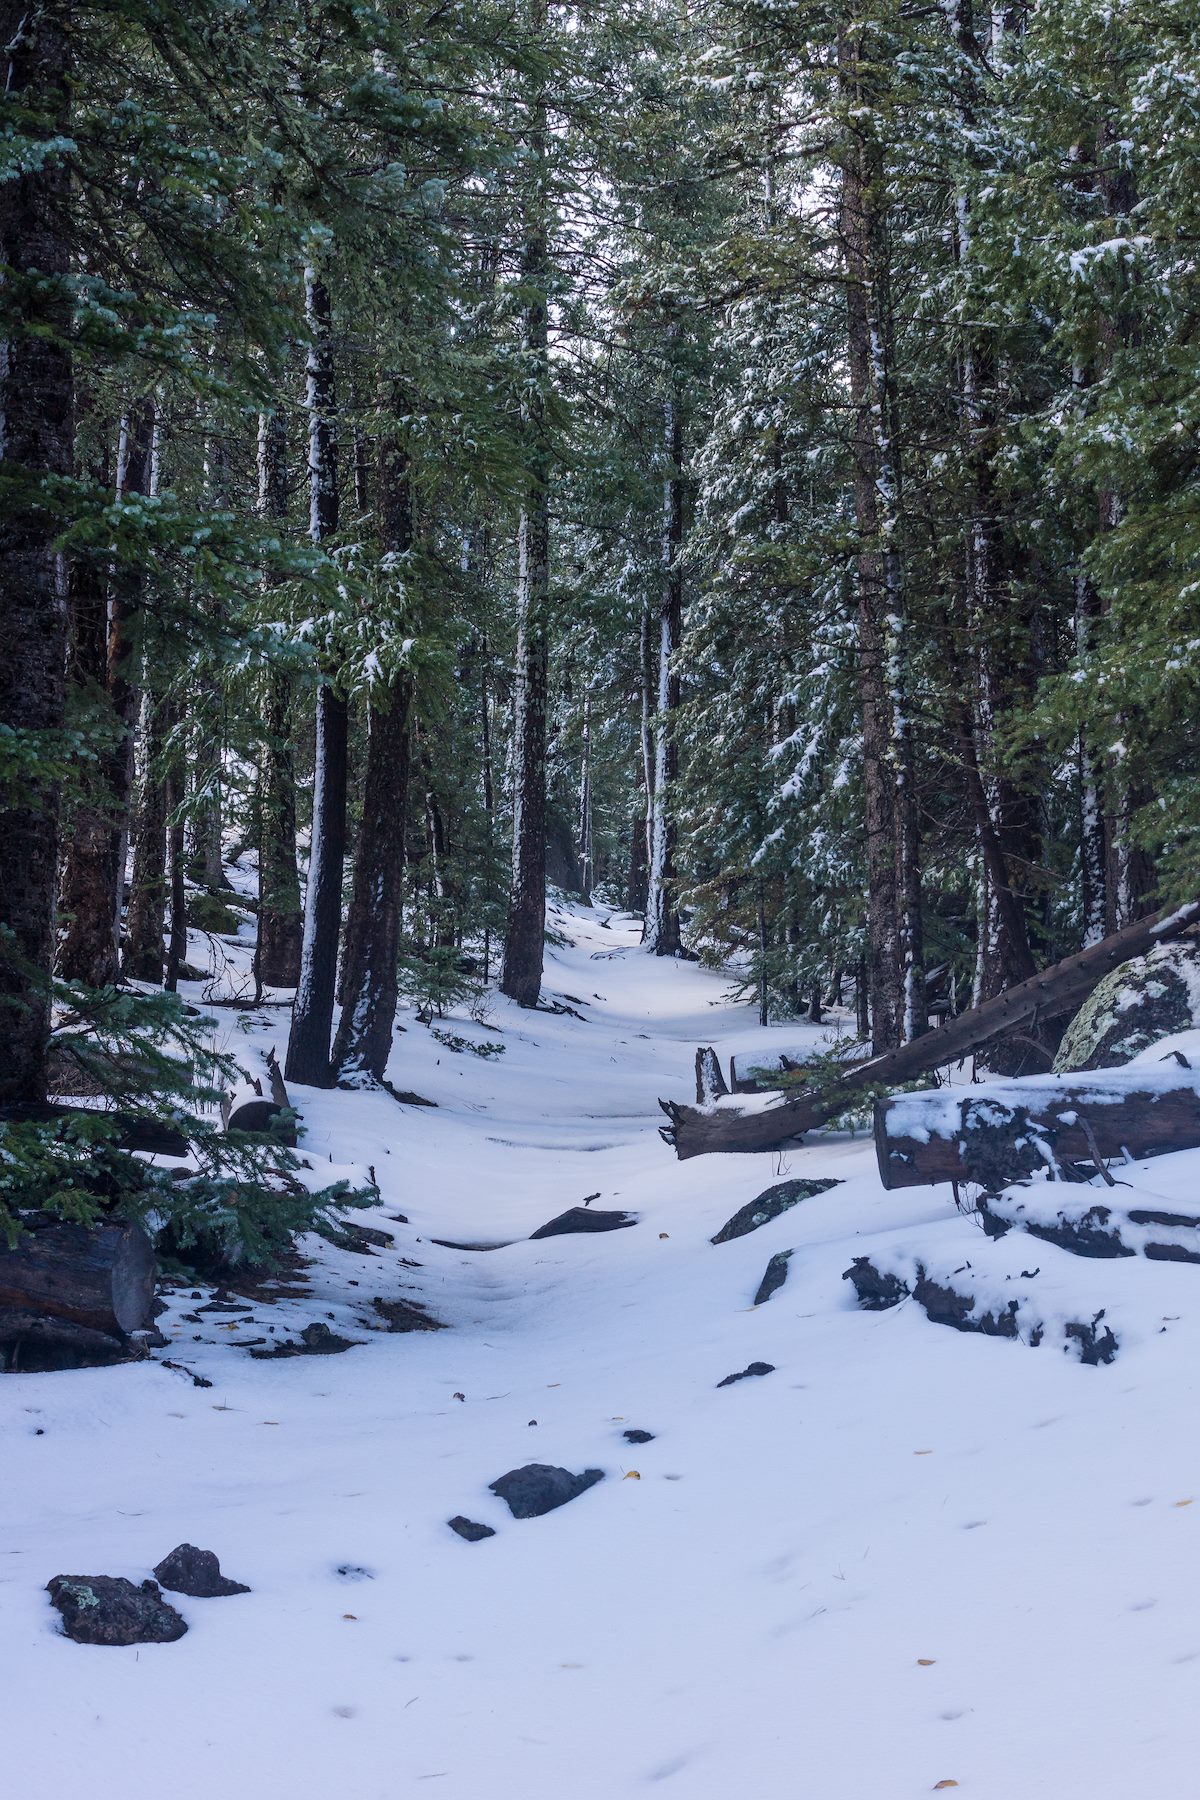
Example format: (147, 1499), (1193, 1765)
(0, 1219), (156, 1368)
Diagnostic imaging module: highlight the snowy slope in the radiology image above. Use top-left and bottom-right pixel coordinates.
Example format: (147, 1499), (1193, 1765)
(4, 903), (1200, 1800)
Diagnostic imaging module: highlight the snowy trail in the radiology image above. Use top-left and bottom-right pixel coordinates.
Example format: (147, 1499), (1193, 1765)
(5, 903), (1200, 1799)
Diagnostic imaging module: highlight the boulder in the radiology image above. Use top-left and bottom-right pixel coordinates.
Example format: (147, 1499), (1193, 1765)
(529, 1208), (636, 1240)
(1055, 938), (1200, 1072)
(622, 1429), (655, 1445)
(488, 1463), (604, 1519)
(47, 1575), (187, 1646)
(153, 1544), (249, 1598)
(711, 1178), (839, 1246)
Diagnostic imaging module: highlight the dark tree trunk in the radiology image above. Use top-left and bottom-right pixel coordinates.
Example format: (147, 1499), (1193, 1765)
(164, 729), (187, 993)
(59, 398), (155, 984)
(0, 3), (74, 1104)
(333, 430), (414, 1083)
(500, 42), (552, 1011)
(286, 265), (344, 1087)
(256, 409), (302, 986)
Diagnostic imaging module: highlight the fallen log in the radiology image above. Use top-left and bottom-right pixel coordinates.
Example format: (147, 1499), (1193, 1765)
(0, 1219), (157, 1370)
(221, 1056), (297, 1146)
(0, 1102), (188, 1157)
(875, 1067), (1200, 1192)
(695, 1047), (728, 1104)
(660, 903), (1200, 1160)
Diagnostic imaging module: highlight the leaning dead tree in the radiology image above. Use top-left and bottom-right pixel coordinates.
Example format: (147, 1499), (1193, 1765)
(660, 903), (1200, 1160)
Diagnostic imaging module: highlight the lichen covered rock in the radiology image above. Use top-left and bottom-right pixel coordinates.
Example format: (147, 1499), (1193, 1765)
(1055, 939), (1200, 1072)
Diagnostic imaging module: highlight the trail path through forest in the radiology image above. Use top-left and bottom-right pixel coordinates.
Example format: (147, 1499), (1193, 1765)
(5, 902), (1200, 1799)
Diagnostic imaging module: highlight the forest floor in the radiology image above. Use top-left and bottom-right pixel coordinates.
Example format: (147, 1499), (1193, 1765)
(5, 899), (1200, 1799)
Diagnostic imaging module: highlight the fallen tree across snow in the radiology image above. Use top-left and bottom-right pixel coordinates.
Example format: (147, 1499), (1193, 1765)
(659, 903), (1200, 1160)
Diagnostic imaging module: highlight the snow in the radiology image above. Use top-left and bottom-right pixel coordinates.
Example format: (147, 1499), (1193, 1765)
(7, 903), (1200, 1798)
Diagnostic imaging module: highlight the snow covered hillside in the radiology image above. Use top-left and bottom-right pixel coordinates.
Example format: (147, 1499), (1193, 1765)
(5, 902), (1200, 1800)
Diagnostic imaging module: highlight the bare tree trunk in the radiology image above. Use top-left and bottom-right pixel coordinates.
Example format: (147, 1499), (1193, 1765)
(163, 717), (187, 993)
(58, 397), (155, 983)
(644, 369), (684, 956)
(333, 430), (414, 1083)
(500, 28), (551, 1010)
(577, 692), (593, 904)
(0, 1), (73, 1102)
(123, 692), (168, 981)
(286, 265), (345, 1087)
(256, 408), (303, 985)
(839, 20), (918, 1050)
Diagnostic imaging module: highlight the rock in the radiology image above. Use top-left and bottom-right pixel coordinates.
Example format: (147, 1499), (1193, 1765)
(46, 1575), (188, 1646)
(371, 1296), (446, 1332)
(448, 1516), (496, 1542)
(488, 1463), (605, 1518)
(622, 1429), (655, 1444)
(716, 1361), (775, 1387)
(753, 1249), (793, 1305)
(152, 1544), (249, 1598)
(843, 1256), (909, 1310)
(529, 1208), (637, 1240)
(1055, 938), (1200, 1072)
(978, 1198), (1135, 1259)
(912, 1270), (1019, 1339)
(249, 1321), (358, 1358)
(711, 1179), (839, 1245)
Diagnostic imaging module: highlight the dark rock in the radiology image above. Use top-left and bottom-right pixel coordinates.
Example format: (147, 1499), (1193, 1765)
(843, 1256), (910, 1310)
(1144, 1241), (1200, 1265)
(1055, 938), (1200, 1072)
(249, 1321), (357, 1358)
(47, 1575), (188, 1646)
(622, 1429), (655, 1444)
(488, 1463), (605, 1518)
(448, 1516), (496, 1542)
(153, 1544), (249, 1598)
(371, 1296), (446, 1333)
(1065, 1312), (1119, 1365)
(977, 1199), (1135, 1260)
(711, 1179), (839, 1245)
(716, 1361), (776, 1388)
(753, 1249), (793, 1305)
(529, 1208), (637, 1240)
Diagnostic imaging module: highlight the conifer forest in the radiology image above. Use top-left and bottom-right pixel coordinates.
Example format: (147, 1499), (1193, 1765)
(4, 4), (1200, 1797)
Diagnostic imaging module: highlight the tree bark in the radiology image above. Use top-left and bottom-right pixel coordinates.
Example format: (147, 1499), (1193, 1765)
(286, 265), (346, 1087)
(333, 429), (414, 1083)
(500, 26), (552, 1010)
(644, 366), (684, 956)
(0, 2), (74, 1103)
(123, 692), (168, 981)
(256, 408), (303, 985)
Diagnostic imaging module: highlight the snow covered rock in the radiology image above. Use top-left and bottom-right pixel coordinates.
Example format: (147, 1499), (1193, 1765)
(46, 1576), (188, 1646)
(1055, 938), (1200, 1072)
(488, 1464), (604, 1518)
(153, 1544), (249, 1598)
(710, 1177), (839, 1245)
(528, 1208), (636, 1240)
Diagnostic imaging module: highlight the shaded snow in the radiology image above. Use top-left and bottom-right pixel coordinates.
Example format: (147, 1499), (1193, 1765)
(5, 904), (1200, 1798)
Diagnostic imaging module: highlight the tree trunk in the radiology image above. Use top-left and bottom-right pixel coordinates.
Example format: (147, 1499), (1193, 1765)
(644, 367), (684, 956)
(0, 3), (74, 1104)
(286, 265), (345, 1087)
(333, 430), (414, 1083)
(58, 398), (155, 984)
(838, 21), (919, 1050)
(123, 692), (168, 981)
(256, 408), (303, 985)
(500, 34), (552, 1010)
(577, 692), (593, 904)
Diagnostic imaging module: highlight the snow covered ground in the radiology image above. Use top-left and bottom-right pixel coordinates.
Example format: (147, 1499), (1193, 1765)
(5, 901), (1200, 1799)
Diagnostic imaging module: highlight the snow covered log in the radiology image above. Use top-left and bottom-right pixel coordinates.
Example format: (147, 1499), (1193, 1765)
(0, 1219), (157, 1370)
(875, 1067), (1200, 1192)
(661, 904), (1200, 1160)
(0, 1102), (188, 1157)
(221, 1058), (296, 1146)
